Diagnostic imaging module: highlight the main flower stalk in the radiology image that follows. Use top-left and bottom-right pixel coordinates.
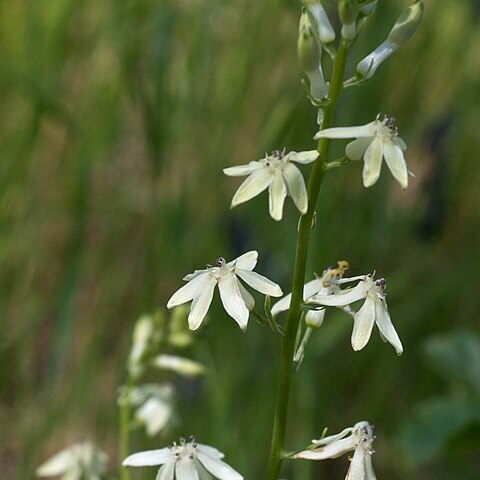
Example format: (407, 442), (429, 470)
(266, 40), (350, 480)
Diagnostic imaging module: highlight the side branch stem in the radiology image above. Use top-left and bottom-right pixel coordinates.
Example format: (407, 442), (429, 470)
(266, 40), (350, 480)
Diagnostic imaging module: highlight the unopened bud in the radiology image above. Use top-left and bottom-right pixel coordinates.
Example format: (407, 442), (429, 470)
(356, 0), (423, 79)
(303, 0), (335, 44)
(298, 11), (328, 99)
(338, 0), (358, 40)
(305, 309), (325, 329)
(359, 0), (378, 17)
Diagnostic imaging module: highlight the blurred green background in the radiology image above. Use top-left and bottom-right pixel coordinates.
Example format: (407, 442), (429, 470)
(1, 0), (480, 478)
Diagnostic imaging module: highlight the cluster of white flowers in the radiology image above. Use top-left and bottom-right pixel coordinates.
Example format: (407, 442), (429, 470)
(123, 437), (243, 480)
(36, 442), (108, 480)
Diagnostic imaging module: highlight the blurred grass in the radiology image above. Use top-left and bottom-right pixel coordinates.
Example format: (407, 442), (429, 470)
(0, 0), (479, 479)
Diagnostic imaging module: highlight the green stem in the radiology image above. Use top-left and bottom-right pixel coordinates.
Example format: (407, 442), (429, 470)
(266, 40), (350, 480)
(119, 375), (134, 480)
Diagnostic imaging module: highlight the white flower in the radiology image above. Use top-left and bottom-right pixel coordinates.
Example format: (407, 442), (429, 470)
(167, 251), (282, 331)
(128, 315), (155, 378)
(126, 384), (174, 437)
(152, 354), (206, 377)
(123, 437), (243, 480)
(314, 115), (409, 189)
(294, 421), (377, 480)
(36, 441), (108, 480)
(309, 274), (403, 355)
(223, 149), (318, 221)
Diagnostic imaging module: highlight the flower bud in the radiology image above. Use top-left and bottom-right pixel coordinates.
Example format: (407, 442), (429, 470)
(305, 309), (325, 329)
(356, 0), (423, 79)
(297, 11), (328, 99)
(302, 0), (335, 44)
(338, 0), (358, 40)
(359, 0), (378, 17)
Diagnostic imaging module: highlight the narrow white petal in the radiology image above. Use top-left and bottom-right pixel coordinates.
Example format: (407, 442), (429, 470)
(310, 281), (367, 307)
(136, 398), (172, 436)
(288, 150), (319, 164)
(197, 453), (243, 480)
(312, 427), (353, 446)
(314, 122), (377, 140)
(362, 137), (383, 187)
(239, 282), (255, 311)
(156, 462), (175, 480)
(236, 269), (282, 297)
(383, 140), (408, 189)
(223, 161), (263, 177)
(268, 172), (287, 221)
(230, 168), (272, 207)
(394, 136), (407, 151)
(294, 436), (357, 460)
(282, 163), (308, 214)
(364, 453), (378, 480)
(36, 449), (76, 476)
(218, 274), (249, 330)
(271, 278), (324, 316)
(196, 444), (225, 460)
(183, 269), (208, 281)
(176, 459), (199, 480)
(123, 449), (172, 467)
(152, 354), (206, 376)
(345, 448), (365, 480)
(167, 273), (211, 309)
(228, 250), (258, 271)
(188, 277), (217, 330)
(351, 298), (376, 351)
(375, 300), (403, 355)
(346, 138), (373, 160)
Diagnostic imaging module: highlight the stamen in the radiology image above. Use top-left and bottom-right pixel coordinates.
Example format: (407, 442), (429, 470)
(215, 257), (226, 267)
(375, 278), (386, 287)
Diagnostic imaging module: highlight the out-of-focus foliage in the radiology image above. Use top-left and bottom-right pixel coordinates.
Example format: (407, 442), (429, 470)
(0, 1), (479, 479)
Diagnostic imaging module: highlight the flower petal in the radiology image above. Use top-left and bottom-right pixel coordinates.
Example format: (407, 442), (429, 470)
(183, 269), (208, 281)
(223, 161), (263, 177)
(152, 354), (206, 376)
(375, 300), (403, 355)
(123, 449), (172, 467)
(310, 281), (367, 307)
(196, 452), (243, 480)
(268, 172), (287, 221)
(312, 427), (353, 446)
(197, 444), (225, 460)
(314, 122), (377, 140)
(394, 136), (407, 150)
(364, 453), (378, 480)
(283, 163), (308, 214)
(188, 276), (217, 330)
(383, 140), (408, 189)
(176, 459), (199, 480)
(345, 447), (365, 480)
(228, 250), (258, 271)
(239, 282), (255, 311)
(167, 273), (212, 309)
(218, 274), (249, 330)
(271, 278), (324, 316)
(236, 269), (283, 297)
(288, 150), (319, 164)
(36, 448), (76, 476)
(230, 168), (272, 207)
(136, 398), (172, 436)
(351, 298), (376, 351)
(294, 436), (357, 460)
(346, 138), (373, 160)
(362, 137), (383, 187)
(155, 462), (175, 480)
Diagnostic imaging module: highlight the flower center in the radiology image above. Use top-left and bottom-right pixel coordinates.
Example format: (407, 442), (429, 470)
(356, 424), (376, 455)
(376, 114), (398, 138)
(171, 437), (198, 462)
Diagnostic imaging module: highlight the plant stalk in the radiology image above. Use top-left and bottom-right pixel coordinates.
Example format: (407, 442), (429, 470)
(266, 40), (350, 480)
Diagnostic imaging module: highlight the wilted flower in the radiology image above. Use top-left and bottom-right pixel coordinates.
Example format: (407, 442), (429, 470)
(309, 273), (403, 355)
(123, 437), (243, 480)
(36, 441), (108, 480)
(315, 115), (409, 189)
(167, 251), (282, 331)
(224, 149), (318, 221)
(152, 354), (206, 377)
(294, 421), (377, 480)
